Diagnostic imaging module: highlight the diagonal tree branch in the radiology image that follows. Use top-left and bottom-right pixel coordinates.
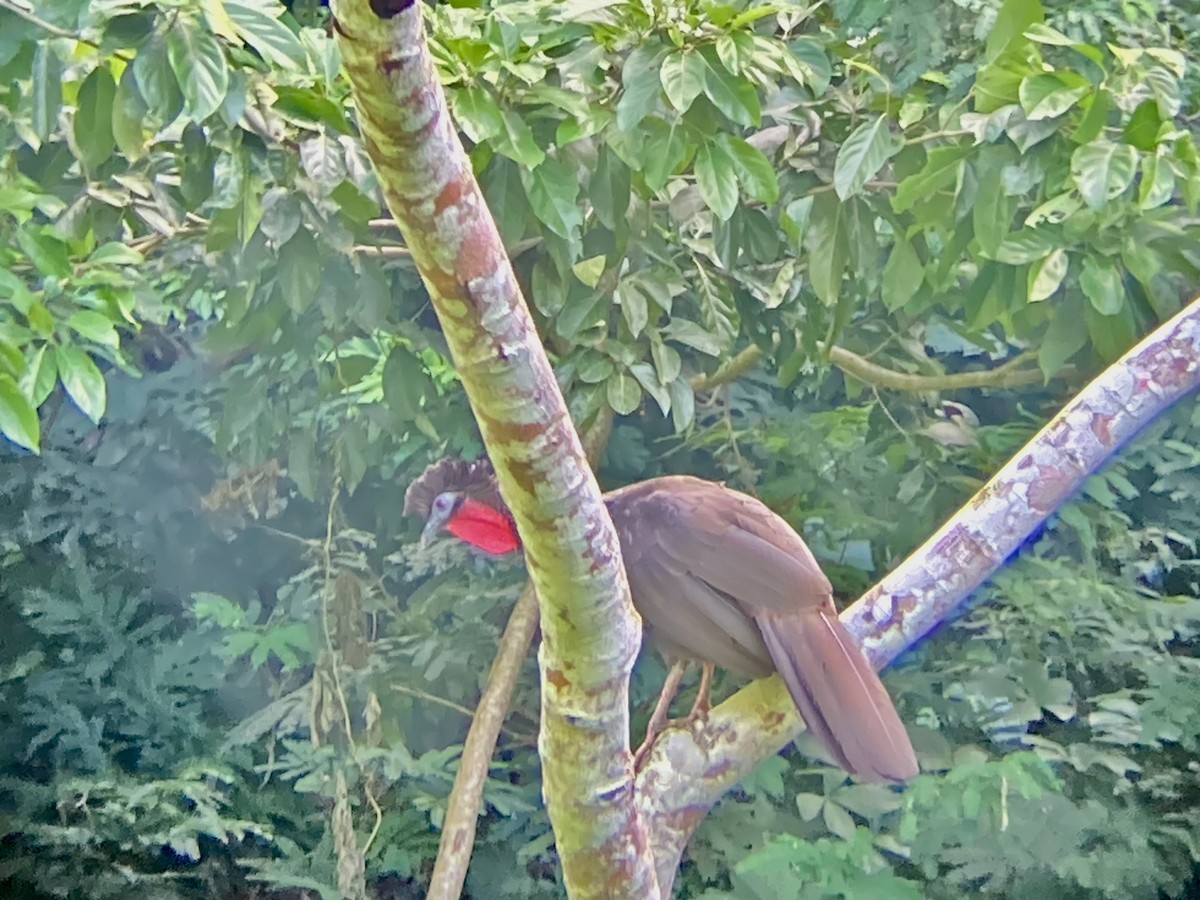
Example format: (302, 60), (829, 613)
(636, 294), (1200, 893)
(426, 408), (614, 900)
(331, 3), (1200, 897)
(331, 2), (657, 896)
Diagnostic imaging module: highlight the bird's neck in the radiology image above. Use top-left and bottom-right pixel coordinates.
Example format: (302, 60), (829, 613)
(447, 497), (522, 556)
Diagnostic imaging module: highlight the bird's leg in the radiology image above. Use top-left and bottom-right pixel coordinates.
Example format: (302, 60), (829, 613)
(686, 662), (715, 722)
(633, 660), (687, 769)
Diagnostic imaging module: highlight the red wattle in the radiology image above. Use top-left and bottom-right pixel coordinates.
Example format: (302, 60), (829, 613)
(446, 498), (522, 555)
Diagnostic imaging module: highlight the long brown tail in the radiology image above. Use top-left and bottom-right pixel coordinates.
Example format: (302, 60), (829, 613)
(757, 611), (919, 783)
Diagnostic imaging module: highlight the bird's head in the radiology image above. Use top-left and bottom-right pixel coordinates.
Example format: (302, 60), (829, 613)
(420, 489), (466, 549)
(405, 458), (521, 556)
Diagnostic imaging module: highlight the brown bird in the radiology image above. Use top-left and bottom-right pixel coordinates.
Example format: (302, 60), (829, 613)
(404, 458), (918, 782)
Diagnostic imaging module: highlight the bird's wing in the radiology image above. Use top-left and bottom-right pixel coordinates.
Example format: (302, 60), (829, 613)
(614, 476), (833, 616)
(609, 477), (918, 782)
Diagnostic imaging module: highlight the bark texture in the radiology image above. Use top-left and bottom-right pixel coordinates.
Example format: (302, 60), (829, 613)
(331, 3), (1200, 897)
(636, 294), (1200, 893)
(330, 4), (657, 897)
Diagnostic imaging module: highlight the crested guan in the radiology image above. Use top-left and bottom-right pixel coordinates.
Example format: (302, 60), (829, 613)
(404, 458), (918, 783)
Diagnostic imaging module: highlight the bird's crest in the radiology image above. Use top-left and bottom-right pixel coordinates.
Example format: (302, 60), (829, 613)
(402, 457), (503, 520)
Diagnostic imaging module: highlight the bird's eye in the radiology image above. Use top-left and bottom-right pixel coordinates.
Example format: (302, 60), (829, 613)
(434, 494), (451, 512)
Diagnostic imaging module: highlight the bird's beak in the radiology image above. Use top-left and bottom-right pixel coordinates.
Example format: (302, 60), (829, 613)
(419, 519), (440, 551)
(419, 511), (449, 551)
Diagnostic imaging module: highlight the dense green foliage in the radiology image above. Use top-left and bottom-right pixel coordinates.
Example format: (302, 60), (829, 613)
(0, 0), (1197, 896)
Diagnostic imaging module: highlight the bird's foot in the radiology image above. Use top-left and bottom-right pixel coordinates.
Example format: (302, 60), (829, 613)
(632, 734), (656, 771)
(632, 715), (689, 771)
(683, 662), (715, 725)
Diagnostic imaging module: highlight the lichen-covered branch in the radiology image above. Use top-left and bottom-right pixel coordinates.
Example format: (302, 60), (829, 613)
(689, 342), (1063, 396)
(330, 3), (656, 896)
(638, 295), (1200, 892)
(427, 408), (615, 900)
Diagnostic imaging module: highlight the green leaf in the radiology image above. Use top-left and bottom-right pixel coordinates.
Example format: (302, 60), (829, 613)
(795, 793), (824, 821)
(668, 378), (694, 431)
(31, 42), (62, 142)
(273, 86), (353, 134)
(330, 180), (379, 224)
(0, 373), (38, 452)
(481, 156), (530, 247)
(1086, 299), (1137, 361)
(641, 118), (690, 192)
(662, 318), (720, 355)
(556, 290), (607, 340)
(75, 66), (117, 172)
(1018, 74), (1088, 120)
(615, 282), (647, 337)
(1072, 89), (1110, 144)
(1079, 254), (1124, 315)
(701, 48), (760, 127)
(616, 43), (665, 131)
(1039, 297), (1088, 378)
(1137, 152), (1175, 210)
(973, 147), (1017, 257)
(167, 16), (231, 121)
(1123, 99), (1162, 151)
(1071, 141), (1137, 210)
(881, 237), (924, 311)
(590, 146), (630, 230)
(21, 344), (57, 407)
(1027, 249), (1068, 302)
(524, 158), (582, 239)
(89, 242), (145, 266)
(56, 345), (107, 423)
(225, 0), (306, 70)
(0, 340), (24, 382)
(781, 196), (813, 251)
(715, 31), (754, 74)
(68, 311), (119, 348)
(892, 145), (971, 213)
(806, 193), (847, 306)
(629, 362), (669, 415)
(382, 345), (433, 420)
(721, 135), (779, 204)
(288, 431), (318, 500)
(834, 115), (900, 199)
(1145, 65), (1181, 117)
(993, 228), (1057, 264)
(1023, 23), (1105, 64)
(453, 85), (505, 143)
(1120, 237), (1161, 288)
(650, 340), (681, 384)
(695, 141), (738, 222)
(112, 64), (149, 159)
(496, 110), (545, 168)
(133, 33), (184, 123)
(660, 49), (706, 113)
(572, 255), (606, 289)
(606, 371), (641, 415)
(277, 228), (320, 313)
(575, 351), (613, 384)
(975, 46), (1037, 112)
(823, 801), (857, 841)
(986, 0), (1045, 61)
(788, 38), (831, 94)
(17, 228), (71, 278)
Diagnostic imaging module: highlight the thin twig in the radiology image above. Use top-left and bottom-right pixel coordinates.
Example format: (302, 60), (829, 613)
(0, 0), (79, 39)
(317, 476), (385, 857)
(690, 342), (1069, 396)
(391, 683), (535, 743)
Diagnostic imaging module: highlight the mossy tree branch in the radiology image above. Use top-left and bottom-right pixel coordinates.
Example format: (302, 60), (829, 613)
(331, 3), (657, 896)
